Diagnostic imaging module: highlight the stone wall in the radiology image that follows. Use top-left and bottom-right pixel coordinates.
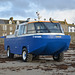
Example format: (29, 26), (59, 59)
(0, 38), (4, 44)
(0, 44), (4, 50)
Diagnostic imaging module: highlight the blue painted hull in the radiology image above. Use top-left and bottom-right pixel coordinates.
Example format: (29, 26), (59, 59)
(4, 35), (71, 56)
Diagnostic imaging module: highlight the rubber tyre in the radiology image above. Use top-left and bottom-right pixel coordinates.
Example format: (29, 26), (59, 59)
(53, 52), (64, 62)
(7, 47), (14, 58)
(22, 48), (33, 62)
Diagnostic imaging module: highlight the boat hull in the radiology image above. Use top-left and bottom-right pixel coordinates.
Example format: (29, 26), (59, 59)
(29, 35), (71, 55)
(4, 34), (71, 56)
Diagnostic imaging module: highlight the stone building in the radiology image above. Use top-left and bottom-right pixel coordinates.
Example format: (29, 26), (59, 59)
(0, 18), (75, 37)
(59, 19), (75, 33)
(59, 20), (75, 43)
(68, 24), (75, 32)
(0, 18), (25, 44)
(0, 24), (15, 36)
(0, 17), (25, 36)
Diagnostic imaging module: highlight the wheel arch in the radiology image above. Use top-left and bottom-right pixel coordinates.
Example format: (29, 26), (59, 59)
(22, 46), (27, 53)
(7, 46), (10, 50)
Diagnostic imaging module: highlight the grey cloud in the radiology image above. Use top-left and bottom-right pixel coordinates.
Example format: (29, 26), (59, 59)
(0, 0), (75, 19)
(31, 0), (75, 10)
(0, 0), (35, 18)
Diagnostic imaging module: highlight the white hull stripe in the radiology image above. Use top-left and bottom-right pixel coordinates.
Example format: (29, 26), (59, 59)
(6, 33), (65, 38)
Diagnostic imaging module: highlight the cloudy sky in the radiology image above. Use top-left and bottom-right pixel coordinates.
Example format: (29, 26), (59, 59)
(0, 0), (75, 23)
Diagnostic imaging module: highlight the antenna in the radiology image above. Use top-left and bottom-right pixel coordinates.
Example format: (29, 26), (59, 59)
(36, 11), (42, 21)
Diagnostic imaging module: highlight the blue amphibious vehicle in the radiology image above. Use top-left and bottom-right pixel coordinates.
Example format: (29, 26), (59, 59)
(4, 21), (71, 62)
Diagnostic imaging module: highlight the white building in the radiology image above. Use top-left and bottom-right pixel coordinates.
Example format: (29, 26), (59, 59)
(68, 25), (75, 32)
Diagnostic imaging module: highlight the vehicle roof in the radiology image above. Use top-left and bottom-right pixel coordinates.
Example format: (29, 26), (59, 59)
(19, 21), (59, 26)
(28, 21), (59, 24)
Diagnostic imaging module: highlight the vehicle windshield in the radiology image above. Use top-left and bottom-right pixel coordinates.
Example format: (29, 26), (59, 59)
(34, 22), (62, 33)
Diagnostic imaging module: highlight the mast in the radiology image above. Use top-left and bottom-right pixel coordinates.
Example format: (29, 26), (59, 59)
(36, 11), (41, 21)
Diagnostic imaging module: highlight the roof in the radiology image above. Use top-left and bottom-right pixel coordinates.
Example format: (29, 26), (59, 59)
(28, 21), (59, 24)
(58, 20), (75, 27)
(0, 19), (25, 24)
(58, 21), (67, 25)
(68, 24), (75, 27)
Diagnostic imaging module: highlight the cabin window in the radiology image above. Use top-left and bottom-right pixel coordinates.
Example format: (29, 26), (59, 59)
(15, 31), (18, 36)
(27, 23), (36, 34)
(24, 25), (27, 34)
(34, 22), (49, 33)
(19, 25), (27, 35)
(20, 25), (24, 35)
(44, 23), (62, 33)
(34, 22), (62, 33)
(16, 25), (19, 30)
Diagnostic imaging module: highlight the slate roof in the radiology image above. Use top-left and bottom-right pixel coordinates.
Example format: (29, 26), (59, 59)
(0, 19), (25, 24)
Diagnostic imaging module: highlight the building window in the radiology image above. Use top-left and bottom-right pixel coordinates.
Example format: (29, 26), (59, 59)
(9, 20), (12, 24)
(3, 33), (5, 36)
(70, 29), (72, 32)
(70, 27), (72, 28)
(3, 25), (7, 30)
(10, 27), (12, 31)
(3, 33), (7, 36)
(10, 32), (12, 35)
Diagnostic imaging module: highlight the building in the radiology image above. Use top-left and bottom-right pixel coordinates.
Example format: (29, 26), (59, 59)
(0, 17), (25, 36)
(0, 17), (26, 44)
(59, 20), (75, 43)
(0, 24), (15, 36)
(59, 19), (75, 32)
(68, 24), (75, 32)
(0, 18), (75, 37)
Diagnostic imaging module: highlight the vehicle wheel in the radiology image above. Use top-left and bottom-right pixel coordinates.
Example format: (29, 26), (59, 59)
(22, 48), (33, 62)
(7, 47), (14, 58)
(53, 52), (64, 62)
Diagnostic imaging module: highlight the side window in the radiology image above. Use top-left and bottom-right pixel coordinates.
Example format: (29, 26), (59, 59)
(27, 23), (36, 34)
(15, 30), (18, 36)
(19, 25), (27, 35)
(20, 25), (24, 35)
(24, 25), (27, 34)
(16, 25), (19, 30)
